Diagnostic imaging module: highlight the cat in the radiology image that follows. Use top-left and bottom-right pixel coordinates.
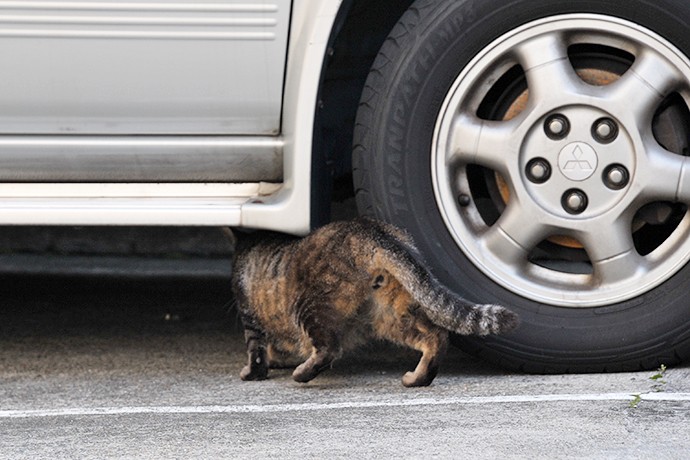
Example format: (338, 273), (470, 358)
(231, 217), (518, 387)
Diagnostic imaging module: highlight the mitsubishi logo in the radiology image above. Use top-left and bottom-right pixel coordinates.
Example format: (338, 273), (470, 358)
(558, 142), (598, 181)
(562, 145), (594, 170)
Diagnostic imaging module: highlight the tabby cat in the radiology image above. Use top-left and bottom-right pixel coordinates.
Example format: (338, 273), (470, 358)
(231, 217), (518, 387)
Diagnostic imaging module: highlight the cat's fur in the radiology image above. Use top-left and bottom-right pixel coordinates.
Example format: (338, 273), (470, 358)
(232, 217), (518, 387)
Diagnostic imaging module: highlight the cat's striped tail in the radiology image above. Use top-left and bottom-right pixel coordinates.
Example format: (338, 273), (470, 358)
(374, 234), (519, 336)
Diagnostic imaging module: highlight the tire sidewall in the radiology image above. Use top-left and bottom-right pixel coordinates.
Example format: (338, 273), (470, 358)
(362, 0), (690, 369)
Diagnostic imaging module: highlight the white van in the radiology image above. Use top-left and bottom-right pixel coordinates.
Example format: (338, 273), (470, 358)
(4, 0), (690, 373)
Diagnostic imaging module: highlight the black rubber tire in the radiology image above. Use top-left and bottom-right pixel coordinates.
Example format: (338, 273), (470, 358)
(352, 0), (690, 373)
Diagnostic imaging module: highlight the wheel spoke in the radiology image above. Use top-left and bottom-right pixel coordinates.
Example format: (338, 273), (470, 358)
(481, 201), (552, 267)
(513, 32), (585, 107)
(480, 226), (529, 270)
(591, 248), (647, 287)
(674, 156), (690, 204)
(639, 141), (688, 202)
(514, 31), (568, 71)
(447, 113), (520, 173)
(608, 50), (681, 126)
(579, 218), (635, 265)
(581, 217), (644, 289)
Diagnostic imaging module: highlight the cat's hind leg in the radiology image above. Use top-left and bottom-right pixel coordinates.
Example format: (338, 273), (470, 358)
(371, 277), (449, 387)
(400, 327), (448, 387)
(292, 297), (343, 383)
(292, 346), (339, 383)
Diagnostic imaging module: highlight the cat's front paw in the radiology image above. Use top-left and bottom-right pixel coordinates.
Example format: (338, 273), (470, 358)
(240, 364), (268, 381)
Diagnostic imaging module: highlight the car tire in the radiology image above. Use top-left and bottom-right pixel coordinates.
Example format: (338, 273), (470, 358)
(353, 0), (690, 372)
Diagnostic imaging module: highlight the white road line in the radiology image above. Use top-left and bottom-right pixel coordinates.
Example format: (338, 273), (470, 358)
(2, 392), (690, 419)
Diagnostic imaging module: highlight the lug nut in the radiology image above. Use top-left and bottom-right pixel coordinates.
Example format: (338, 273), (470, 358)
(526, 158), (551, 184)
(457, 193), (471, 207)
(562, 189), (588, 214)
(545, 114), (570, 140)
(549, 119), (566, 135)
(603, 164), (629, 189)
(592, 118), (618, 144)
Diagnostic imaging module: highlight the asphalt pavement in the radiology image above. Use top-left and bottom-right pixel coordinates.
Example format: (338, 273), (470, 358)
(1, 275), (689, 459)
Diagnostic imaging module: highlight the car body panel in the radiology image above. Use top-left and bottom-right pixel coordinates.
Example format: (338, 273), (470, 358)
(0, 0), (344, 232)
(0, 0), (291, 135)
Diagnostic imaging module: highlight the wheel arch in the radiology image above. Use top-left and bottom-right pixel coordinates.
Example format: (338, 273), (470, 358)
(309, 0), (415, 227)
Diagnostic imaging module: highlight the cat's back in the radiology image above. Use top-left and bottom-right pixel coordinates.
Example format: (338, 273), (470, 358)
(284, 218), (413, 291)
(233, 231), (298, 289)
(290, 219), (374, 270)
(296, 217), (417, 267)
